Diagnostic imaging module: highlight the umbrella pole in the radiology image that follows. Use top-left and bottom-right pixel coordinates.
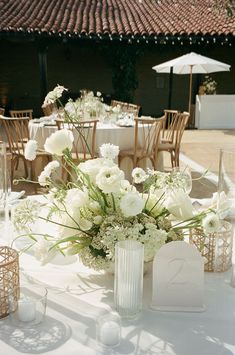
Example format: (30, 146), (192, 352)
(188, 65), (193, 114)
(168, 67), (173, 109)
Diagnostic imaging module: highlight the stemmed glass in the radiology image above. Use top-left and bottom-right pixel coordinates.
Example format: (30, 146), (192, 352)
(171, 166), (192, 195)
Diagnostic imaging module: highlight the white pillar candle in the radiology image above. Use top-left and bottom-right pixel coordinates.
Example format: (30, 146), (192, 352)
(17, 297), (36, 322)
(99, 320), (120, 347)
(231, 265), (235, 287)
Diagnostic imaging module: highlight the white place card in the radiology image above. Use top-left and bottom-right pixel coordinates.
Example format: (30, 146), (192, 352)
(151, 241), (205, 312)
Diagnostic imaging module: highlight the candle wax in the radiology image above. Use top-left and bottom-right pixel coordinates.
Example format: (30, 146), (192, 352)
(17, 297), (36, 322)
(99, 320), (120, 347)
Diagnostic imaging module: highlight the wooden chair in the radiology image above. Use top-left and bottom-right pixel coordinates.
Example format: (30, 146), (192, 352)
(111, 100), (140, 116)
(56, 119), (98, 178)
(158, 112), (190, 167)
(0, 116), (51, 182)
(41, 103), (57, 116)
(118, 116), (164, 170)
(10, 109), (33, 120)
(161, 109), (179, 143)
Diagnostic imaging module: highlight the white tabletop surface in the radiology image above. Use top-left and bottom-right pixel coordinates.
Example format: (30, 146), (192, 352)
(1, 224), (235, 355)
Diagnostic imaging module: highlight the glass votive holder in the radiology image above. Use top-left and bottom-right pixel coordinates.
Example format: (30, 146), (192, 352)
(8, 284), (48, 327)
(96, 312), (121, 348)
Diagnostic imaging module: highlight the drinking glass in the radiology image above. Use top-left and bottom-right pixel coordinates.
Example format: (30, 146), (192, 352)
(172, 166), (192, 195)
(114, 240), (144, 319)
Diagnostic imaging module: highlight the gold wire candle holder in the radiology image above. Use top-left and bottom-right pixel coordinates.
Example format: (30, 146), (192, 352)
(190, 221), (233, 272)
(0, 246), (19, 318)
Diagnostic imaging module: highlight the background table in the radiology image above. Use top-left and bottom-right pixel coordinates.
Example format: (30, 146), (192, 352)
(29, 121), (163, 179)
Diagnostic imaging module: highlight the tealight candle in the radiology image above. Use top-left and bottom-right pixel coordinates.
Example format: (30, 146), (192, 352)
(17, 297), (36, 322)
(99, 320), (121, 347)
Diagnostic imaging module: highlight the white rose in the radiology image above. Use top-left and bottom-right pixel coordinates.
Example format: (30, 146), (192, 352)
(78, 158), (115, 182)
(120, 192), (145, 217)
(24, 140), (37, 161)
(44, 129), (74, 155)
(65, 188), (89, 210)
(96, 166), (124, 193)
(167, 190), (194, 220)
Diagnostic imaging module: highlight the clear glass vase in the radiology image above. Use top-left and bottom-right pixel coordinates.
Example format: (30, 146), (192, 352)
(0, 142), (10, 228)
(218, 148), (235, 220)
(114, 240), (144, 319)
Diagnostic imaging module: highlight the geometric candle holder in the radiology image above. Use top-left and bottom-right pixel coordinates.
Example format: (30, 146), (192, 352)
(0, 246), (19, 318)
(190, 220), (233, 272)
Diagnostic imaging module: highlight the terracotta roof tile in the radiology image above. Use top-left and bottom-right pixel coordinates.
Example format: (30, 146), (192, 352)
(0, 0), (234, 38)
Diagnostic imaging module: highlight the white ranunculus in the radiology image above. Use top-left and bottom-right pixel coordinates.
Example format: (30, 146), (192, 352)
(93, 215), (103, 225)
(24, 140), (37, 161)
(99, 143), (119, 160)
(96, 166), (124, 193)
(65, 188), (89, 210)
(78, 158), (115, 182)
(120, 179), (136, 193)
(38, 171), (49, 186)
(167, 190), (194, 220)
(120, 192), (145, 217)
(132, 167), (148, 184)
(44, 129), (74, 155)
(202, 213), (220, 235)
(44, 161), (60, 175)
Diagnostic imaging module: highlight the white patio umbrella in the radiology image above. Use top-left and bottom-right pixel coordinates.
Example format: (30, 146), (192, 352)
(152, 52), (230, 112)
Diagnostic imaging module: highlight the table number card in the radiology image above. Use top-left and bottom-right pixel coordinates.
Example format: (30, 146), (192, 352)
(151, 241), (205, 312)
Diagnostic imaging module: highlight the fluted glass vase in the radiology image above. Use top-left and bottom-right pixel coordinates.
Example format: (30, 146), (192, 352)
(114, 240), (144, 319)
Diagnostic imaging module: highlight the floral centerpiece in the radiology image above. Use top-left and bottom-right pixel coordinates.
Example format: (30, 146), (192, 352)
(200, 75), (217, 95)
(15, 85), (222, 271)
(15, 146), (221, 271)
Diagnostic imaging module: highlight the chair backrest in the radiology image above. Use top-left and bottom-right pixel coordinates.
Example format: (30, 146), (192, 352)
(0, 108), (5, 116)
(162, 110), (180, 143)
(56, 119), (98, 161)
(0, 115), (30, 155)
(111, 100), (140, 116)
(41, 103), (57, 116)
(134, 116), (164, 161)
(174, 112), (190, 149)
(10, 109), (33, 120)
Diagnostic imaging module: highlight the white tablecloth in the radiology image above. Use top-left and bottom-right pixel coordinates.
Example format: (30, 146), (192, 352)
(29, 121), (163, 179)
(1, 251), (235, 355)
(1, 193), (235, 355)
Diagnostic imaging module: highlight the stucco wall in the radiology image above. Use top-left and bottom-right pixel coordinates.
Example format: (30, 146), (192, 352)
(0, 39), (234, 119)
